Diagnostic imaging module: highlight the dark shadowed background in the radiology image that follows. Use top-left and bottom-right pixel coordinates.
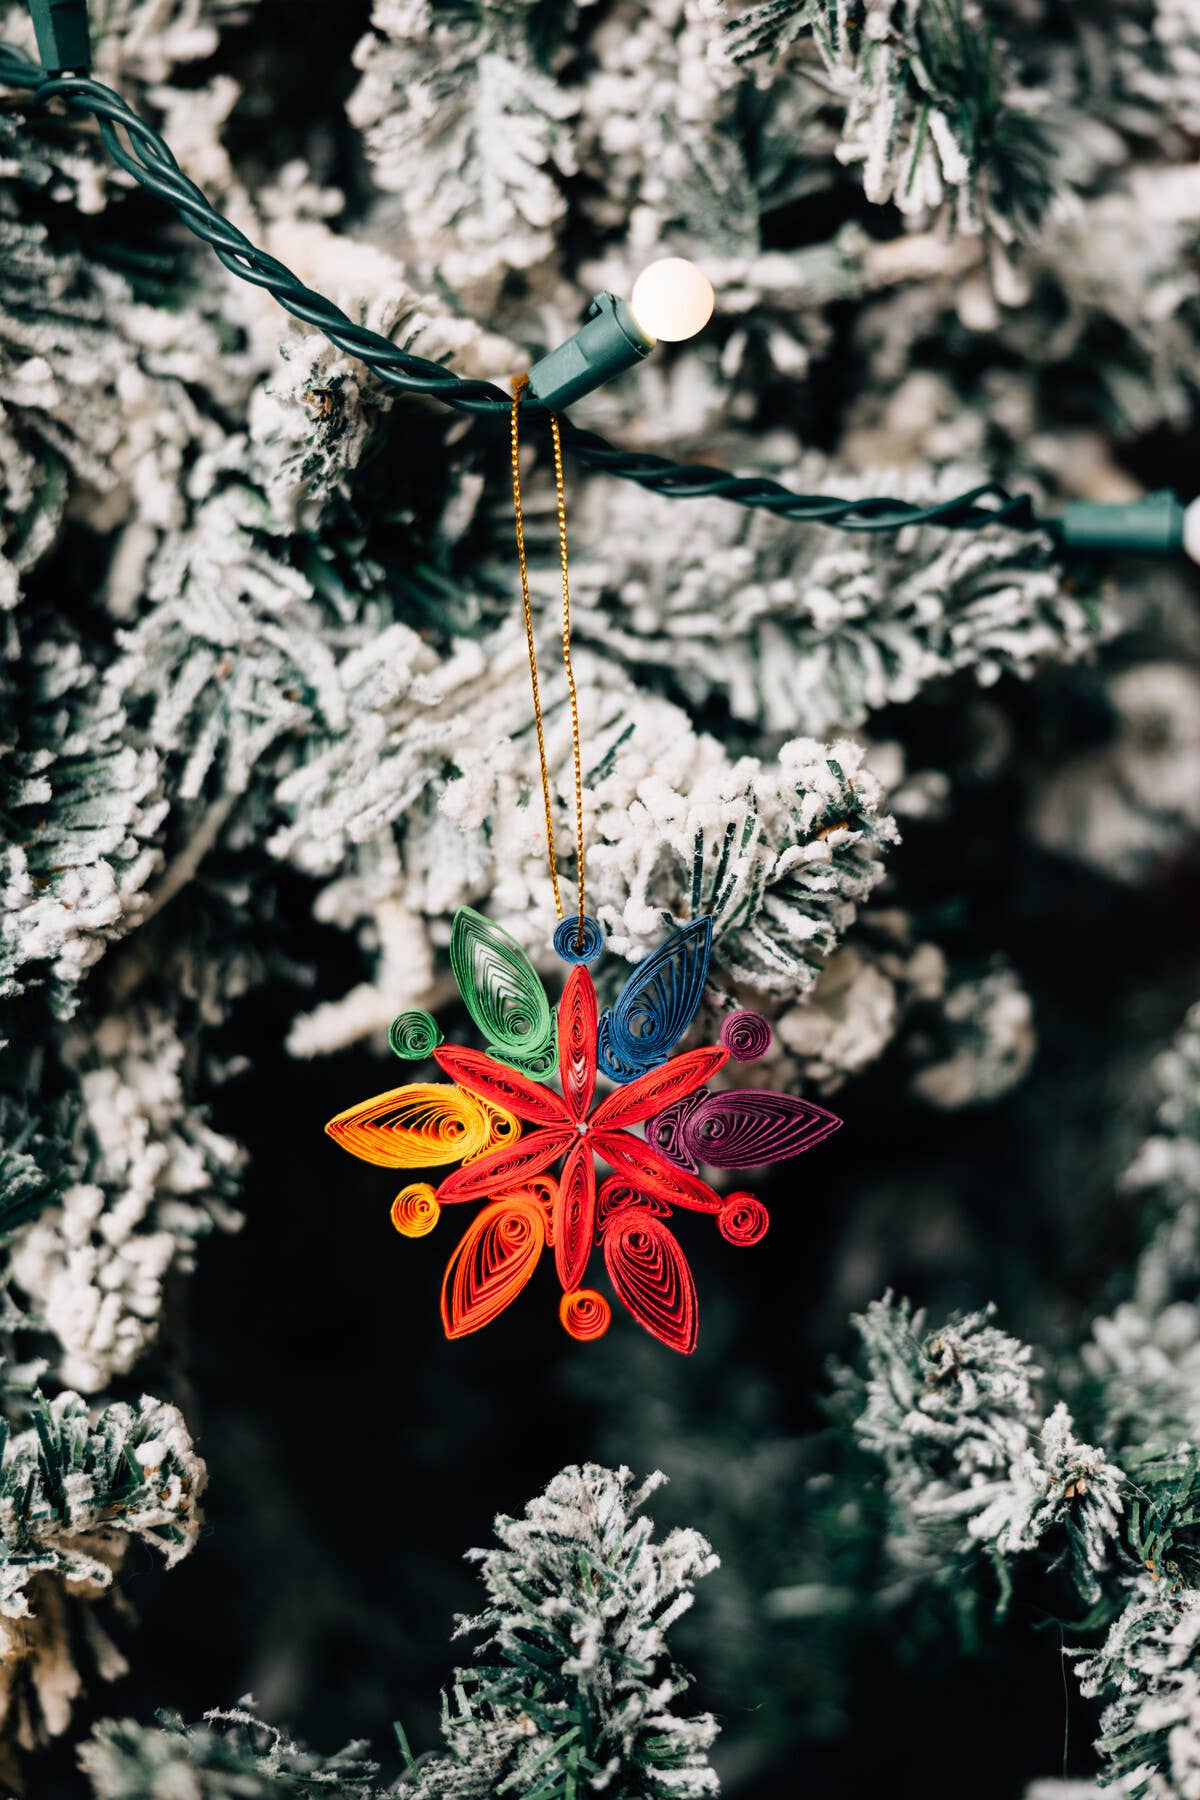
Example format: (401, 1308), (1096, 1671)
(36, 748), (1200, 1797)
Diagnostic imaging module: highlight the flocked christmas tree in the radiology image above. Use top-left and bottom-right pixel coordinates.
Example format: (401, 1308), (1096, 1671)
(0, 0), (1197, 1791)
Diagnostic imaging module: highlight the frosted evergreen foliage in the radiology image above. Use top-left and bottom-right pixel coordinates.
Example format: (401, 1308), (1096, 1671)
(836, 1005), (1200, 1791)
(100, 440), (898, 1062)
(0, 0), (258, 221)
(563, 461), (1083, 734)
(849, 1296), (1123, 1606)
(8, 1004), (244, 1392)
(720, 0), (1057, 236)
(761, 901), (1035, 1101)
(349, 0), (578, 301)
(1084, 1004), (1200, 1449)
(906, 964), (1036, 1110)
(0, 1087), (76, 1240)
(403, 1464), (719, 1799)
(1028, 665), (1200, 886)
(562, 1317), (887, 1782)
(76, 1466), (717, 1800)
(1077, 1580), (1200, 1799)
(0, 161), (236, 619)
(0, 1390), (204, 1754)
(0, 0), (258, 96)
(0, 0), (1197, 1786)
(569, 0), (789, 261)
(349, 0), (833, 291)
(2, 626), (167, 1008)
(79, 1706), (381, 1799)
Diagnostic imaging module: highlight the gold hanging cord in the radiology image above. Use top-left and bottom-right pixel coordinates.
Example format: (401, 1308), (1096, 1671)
(510, 376), (586, 950)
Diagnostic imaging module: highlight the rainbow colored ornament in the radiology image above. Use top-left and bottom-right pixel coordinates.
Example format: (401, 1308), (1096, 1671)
(325, 907), (841, 1353)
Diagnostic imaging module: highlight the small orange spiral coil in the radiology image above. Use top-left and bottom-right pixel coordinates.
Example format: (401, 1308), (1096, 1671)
(391, 1183), (441, 1237)
(559, 1288), (611, 1341)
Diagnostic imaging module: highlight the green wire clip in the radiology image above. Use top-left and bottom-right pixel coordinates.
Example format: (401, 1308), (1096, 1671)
(27, 0), (90, 71)
(526, 293), (654, 410)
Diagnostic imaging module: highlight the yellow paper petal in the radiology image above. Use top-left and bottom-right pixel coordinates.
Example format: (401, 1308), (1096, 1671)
(325, 1083), (518, 1169)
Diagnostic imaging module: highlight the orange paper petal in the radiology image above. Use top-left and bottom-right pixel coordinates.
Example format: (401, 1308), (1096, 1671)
(441, 1195), (546, 1338)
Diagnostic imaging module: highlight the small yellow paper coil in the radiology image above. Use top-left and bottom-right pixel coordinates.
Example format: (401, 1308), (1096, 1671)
(391, 1184), (441, 1238)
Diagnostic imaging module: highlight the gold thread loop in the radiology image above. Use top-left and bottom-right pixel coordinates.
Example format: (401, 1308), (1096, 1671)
(511, 379), (586, 947)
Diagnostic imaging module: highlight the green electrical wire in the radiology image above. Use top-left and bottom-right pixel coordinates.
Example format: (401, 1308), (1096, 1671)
(0, 39), (1073, 542)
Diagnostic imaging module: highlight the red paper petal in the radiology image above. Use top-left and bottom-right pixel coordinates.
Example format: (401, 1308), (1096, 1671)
(553, 1136), (596, 1291)
(433, 1046), (572, 1127)
(435, 1127), (575, 1203)
(441, 1195), (546, 1338)
(558, 967), (598, 1119)
(592, 1130), (723, 1213)
(603, 1210), (698, 1354)
(596, 1176), (672, 1231)
(589, 1045), (727, 1132)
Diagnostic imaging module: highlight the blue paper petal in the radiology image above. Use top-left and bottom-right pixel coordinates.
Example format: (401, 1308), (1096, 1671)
(597, 916), (713, 1085)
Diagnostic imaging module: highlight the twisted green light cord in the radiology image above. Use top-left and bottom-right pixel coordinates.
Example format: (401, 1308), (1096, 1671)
(0, 39), (1056, 540)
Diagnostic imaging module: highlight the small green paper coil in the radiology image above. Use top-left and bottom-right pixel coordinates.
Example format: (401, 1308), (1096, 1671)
(389, 1009), (444, 1061)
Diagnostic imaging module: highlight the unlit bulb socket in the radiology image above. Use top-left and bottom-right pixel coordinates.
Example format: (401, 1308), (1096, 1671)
(28, 0), (91, 72)
(1056, 490), (1188, 555)
(525, 293), (654, 410)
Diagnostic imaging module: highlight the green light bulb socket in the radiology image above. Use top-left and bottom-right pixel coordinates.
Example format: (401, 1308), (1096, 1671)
(27, 0), (90, 71)
(1055, 491), (1185, 554)
(525, 293), (654, 411)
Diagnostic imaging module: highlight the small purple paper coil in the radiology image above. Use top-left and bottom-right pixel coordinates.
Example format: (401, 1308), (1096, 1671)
(678, 1090), (842, 1169)
(719, 1010), (772, 1062)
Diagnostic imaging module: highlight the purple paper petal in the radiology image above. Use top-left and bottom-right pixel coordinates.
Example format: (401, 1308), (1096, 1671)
(645, 1092), (704, 1170)
(680, 1090), (841, 1169)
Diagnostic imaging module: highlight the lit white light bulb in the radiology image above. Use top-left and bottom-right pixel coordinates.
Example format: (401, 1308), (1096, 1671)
(629, 258), (714, 343)
(1184, 496), (1200, 563)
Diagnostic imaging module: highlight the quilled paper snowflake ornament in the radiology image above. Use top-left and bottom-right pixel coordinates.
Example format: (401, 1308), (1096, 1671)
(325, 907), (841, 1353)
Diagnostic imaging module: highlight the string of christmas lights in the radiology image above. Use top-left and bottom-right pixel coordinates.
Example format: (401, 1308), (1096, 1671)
(1, 11), (1197, 554)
